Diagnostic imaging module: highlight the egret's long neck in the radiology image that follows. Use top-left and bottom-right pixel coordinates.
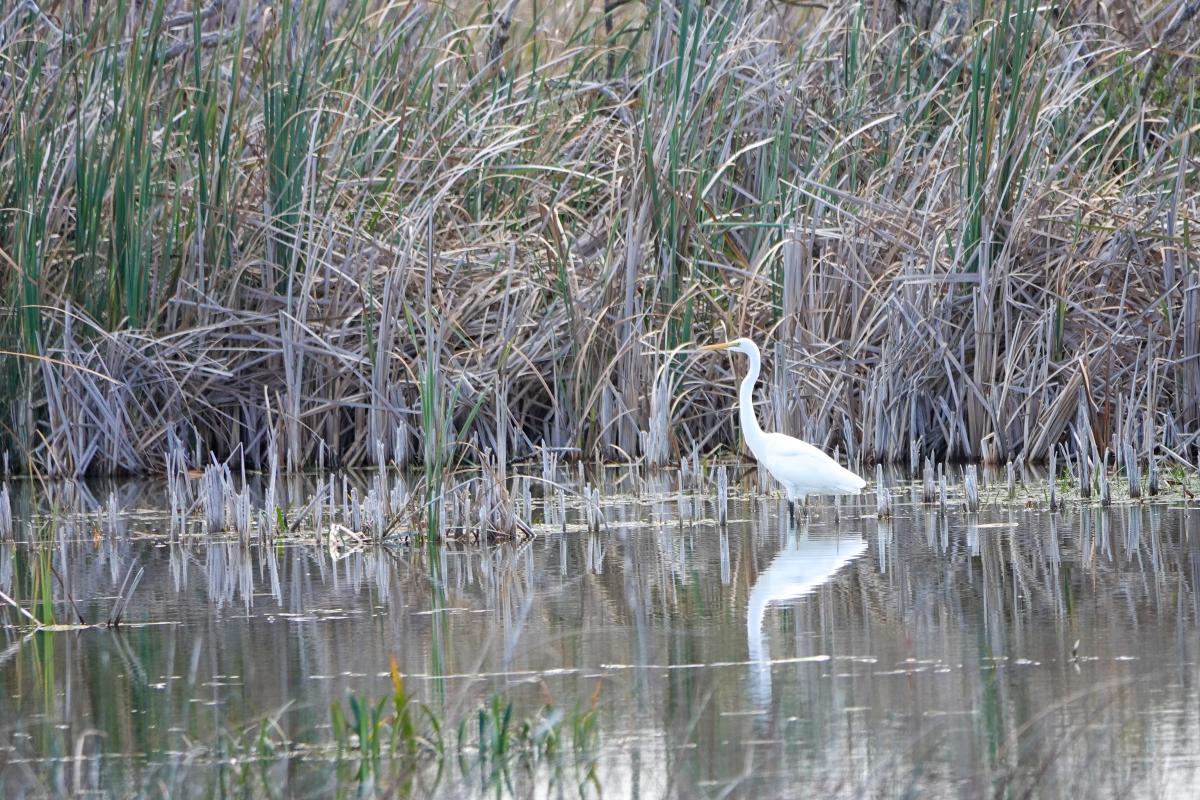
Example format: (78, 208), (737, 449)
(738, 350), (767, 453)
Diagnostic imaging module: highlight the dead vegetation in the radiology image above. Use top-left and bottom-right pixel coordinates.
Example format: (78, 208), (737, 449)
(1, 0), (1198, 477)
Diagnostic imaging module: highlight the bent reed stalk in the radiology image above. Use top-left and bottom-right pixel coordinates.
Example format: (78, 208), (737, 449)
(2, 0), (1199, 477)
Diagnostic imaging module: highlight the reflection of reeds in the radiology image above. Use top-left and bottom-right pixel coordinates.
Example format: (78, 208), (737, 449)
(0, 484), (11, 540)
(3, 471), (1198, 796)
(3, 2), (1198, 477)
(105, 563), (144, 627)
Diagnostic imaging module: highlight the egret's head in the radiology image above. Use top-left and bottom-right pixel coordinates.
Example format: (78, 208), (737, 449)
(700, 337), (755, 355)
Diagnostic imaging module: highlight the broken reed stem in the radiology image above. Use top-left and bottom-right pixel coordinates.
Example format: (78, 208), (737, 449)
(1049, 448), (1059, 512)
(586, 487), (601, 533)
(964, 465), (980, 513)
(875, 463), (891, 519)
(200, 461), (229, 532)
(716, 464), (729, 526)
(105, 490), (119, 536)
(232, 484), (252, 542)
(938, 463), (947, 515)
(1124, 442), (1142, 499)
(165, 429), (190, 533)
(1098, 448), (1112, 507)
(1078, 449), (1092, 500)
(521, 477), (532, 526)
(540, 444), (558, 485)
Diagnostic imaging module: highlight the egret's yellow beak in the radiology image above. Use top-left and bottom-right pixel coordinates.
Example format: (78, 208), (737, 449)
(700, 341), (735, 351)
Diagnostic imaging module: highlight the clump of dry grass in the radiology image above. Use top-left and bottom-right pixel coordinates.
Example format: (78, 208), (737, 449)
(1, 0), (1199, 477)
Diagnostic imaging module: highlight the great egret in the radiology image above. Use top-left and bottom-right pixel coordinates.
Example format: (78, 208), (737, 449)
(701, 338), (865, 517)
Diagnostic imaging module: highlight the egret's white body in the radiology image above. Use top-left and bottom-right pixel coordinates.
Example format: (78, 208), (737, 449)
(747, 530), (868, 705)
(702, 338), (865, 514)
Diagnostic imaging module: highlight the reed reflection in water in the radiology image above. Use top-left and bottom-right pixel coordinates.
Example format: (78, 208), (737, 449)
(0, 473), (1198, 798)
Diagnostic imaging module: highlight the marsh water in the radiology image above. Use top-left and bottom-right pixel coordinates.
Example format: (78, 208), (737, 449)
(2, 471), (1199, 798)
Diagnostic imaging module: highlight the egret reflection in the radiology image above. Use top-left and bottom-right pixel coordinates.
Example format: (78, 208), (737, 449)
(747, 526), (867, 706)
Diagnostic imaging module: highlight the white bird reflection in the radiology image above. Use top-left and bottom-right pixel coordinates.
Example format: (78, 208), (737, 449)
(748, 526), (867, 707)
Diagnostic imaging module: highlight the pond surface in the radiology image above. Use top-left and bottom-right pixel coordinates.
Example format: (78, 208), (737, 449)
(1, 472), (1199, 798)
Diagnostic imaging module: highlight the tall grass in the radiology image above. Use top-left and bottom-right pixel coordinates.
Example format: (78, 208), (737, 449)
(1, 0), (1199, 476)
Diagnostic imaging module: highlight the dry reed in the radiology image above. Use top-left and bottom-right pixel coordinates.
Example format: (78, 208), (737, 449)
(1, 1), (1198, 477)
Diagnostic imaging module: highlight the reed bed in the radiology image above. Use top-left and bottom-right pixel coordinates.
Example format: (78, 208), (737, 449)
(2, 0), (1199, 478)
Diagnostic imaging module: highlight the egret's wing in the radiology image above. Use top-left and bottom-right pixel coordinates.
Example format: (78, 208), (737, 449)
(761, 433), (824, 459)
(759, 433), (864, 493)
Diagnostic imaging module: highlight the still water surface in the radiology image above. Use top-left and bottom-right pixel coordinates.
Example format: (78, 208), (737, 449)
(1, 473), (1198, 798)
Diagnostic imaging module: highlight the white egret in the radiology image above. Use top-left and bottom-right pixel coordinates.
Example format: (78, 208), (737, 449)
(701, 338), (865, 518)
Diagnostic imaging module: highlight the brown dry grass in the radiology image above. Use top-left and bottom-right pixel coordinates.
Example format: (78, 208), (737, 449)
(1, 0), (1198, 476)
